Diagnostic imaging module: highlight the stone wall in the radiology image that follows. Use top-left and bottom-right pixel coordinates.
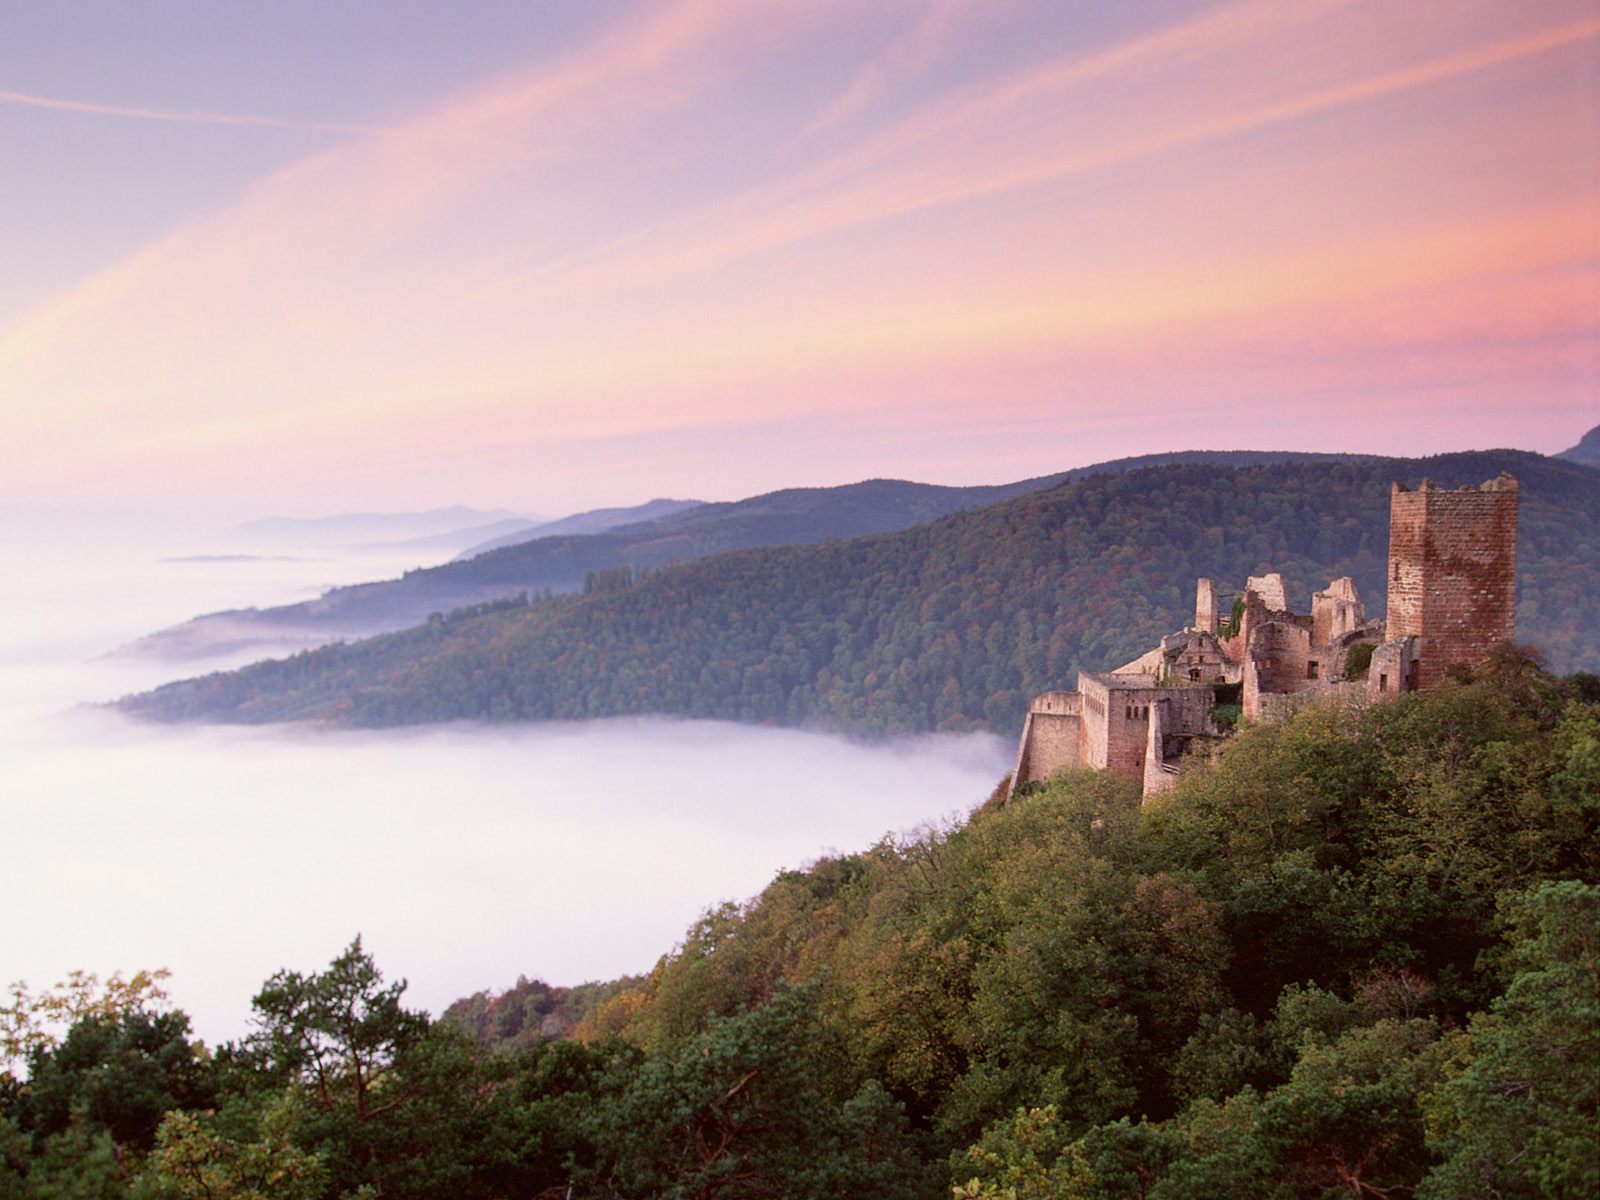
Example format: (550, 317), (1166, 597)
(1161, 629), (1231, 684)
(1255, 680), (1370, 724)
(1009, 691), (1082, 794)
(1368, 636), (1418, 698)
(1246, 572), (1290, 612)
(1161, 683), (1217, 738)
(1144, 701), (1178, 798)
(1246, 619), (1313, 706)
(1386, 475), (1518, 688)
(1079, 674), (1159, 781)
(1312, 577), (1364, 646)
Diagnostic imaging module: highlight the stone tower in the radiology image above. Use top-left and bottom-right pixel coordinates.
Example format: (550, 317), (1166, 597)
(1385, 473), (1518, 690)
(1194, 578), (1218, 633)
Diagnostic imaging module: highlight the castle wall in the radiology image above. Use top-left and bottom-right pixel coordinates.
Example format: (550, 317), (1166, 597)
(1255, 680), (1370, 724)
(1161, 684), (1217, 736)
(1220, 592), (1263, 665)
(1242, 654), (1262, 721)
(1078, 674), (1157, 781)
(1326, 627), (1382, 682)
(1247, 619), (1313, 700)
(1386, 475), (1518, 689)
(1078, 675), (1114, 771)
(1009, 691), (1082, 794)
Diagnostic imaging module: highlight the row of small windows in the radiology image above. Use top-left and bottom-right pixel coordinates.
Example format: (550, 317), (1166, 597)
(1125, 704), (1149, 720)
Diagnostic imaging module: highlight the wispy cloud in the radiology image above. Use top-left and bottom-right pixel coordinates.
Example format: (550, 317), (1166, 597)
(520, 0), (1600, 298)
(806, 0), (989, 133)
(0, 87), (390, 135)
(0, 0), (1593, 511)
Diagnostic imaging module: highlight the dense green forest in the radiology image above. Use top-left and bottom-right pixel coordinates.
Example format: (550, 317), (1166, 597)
(14, 656), (1600, 1197)
(121, 451), (1600, 730)
(127, 449), (1364, 657)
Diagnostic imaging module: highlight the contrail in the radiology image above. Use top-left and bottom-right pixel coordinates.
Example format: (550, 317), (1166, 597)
(0, 87), (391, 135)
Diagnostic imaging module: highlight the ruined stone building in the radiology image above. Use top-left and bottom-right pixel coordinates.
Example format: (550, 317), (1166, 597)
(1008, 473), (1519, 801)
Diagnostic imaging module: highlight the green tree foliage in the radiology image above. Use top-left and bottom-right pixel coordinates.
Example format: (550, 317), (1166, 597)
(132, 1105), (324, 1200)
(443, 975), (634, 1050)
(950, 1106), (1093, 1199)
(1, 971), (171, 1082)
(21, 1009), (215, 1154)
(579, 980), (920, 1199)
(12, 662), (1600, 1193)
(1420, 882), (1599, 1199)
(122, 451), (1600, 731)
(243, 938), (535, 1200)
(247, 937), (426, 1124)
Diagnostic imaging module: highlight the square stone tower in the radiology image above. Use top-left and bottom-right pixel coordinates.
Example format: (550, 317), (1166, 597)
(1385, 473), (1518, 689)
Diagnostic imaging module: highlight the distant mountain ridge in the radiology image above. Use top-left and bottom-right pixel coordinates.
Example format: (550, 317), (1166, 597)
(455, 497), (705, 558)
(118, 450), (1600, 732)
(365, 516), (546, 556)
(1559, 423), (1600, 467)
(237, 505), (531, 546)
(122, 449), (1365, 662)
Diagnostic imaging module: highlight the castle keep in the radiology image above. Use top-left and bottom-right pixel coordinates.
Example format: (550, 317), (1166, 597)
(1008, 474), (1518, 800)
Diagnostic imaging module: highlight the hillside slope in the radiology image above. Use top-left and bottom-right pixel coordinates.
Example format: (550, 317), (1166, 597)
(1559, 422), (1600, 467)
(119, 451), (1599, 732)
(451, 496), (705, 557)
(123, 450), (1357, 661)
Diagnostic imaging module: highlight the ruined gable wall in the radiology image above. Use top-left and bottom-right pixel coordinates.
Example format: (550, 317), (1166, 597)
(1246, 573), (1290, 612)
(1165, 631), (1230, 683)
(1386, 476), (1518, 689)
(1249, 619), (1313, 696)
(1312, 577), (1365, 646)
(1142, 686), (1215, 798)
(1368, 636), (1417, 698)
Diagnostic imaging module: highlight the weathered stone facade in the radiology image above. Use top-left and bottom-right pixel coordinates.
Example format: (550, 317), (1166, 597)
(1385, 475), (1518, 689)
(1010, 691), (1082, 786)
(1007, 474), (1519, 802)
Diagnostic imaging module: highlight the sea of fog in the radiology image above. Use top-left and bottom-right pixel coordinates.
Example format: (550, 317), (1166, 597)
(0, 516), (1010, 1045)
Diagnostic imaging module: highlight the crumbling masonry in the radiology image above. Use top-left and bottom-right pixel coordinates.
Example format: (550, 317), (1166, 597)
(1008, 474), (1519, 801)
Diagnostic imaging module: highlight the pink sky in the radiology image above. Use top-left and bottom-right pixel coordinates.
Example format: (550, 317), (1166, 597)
(1, 0), (1596, 518)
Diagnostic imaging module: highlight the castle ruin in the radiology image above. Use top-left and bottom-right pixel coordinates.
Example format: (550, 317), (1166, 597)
(1008, 474), (1519, 801)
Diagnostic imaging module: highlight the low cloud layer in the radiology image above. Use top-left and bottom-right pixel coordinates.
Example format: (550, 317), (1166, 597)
(4, 709), (1007, 1045)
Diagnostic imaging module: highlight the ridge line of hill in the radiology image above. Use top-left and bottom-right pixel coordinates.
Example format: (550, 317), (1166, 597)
(116, 449), (1600, 732)
(118, 449), (1371, 663)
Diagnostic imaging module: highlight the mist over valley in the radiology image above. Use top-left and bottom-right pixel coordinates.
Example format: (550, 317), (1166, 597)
(0, 517), (1007, 1044)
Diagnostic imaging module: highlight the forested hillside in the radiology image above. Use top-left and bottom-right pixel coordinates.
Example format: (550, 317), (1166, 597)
(14, 659), (1600, 1197)
(123, 449), (1362, 660)
(120, 451), (1600, 731)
